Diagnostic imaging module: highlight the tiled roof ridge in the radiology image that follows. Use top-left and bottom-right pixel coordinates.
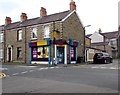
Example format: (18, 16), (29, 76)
(0, 10), (70, 27)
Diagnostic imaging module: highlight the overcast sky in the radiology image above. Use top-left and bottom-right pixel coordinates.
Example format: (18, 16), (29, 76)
(0, 0), (119, 34)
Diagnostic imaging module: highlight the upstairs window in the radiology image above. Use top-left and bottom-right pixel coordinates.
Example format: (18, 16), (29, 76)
(32, 27), (37, 39)
(0, 49), (3, 59)
(44, 26), (50, 38)
(17, 30), (22, 41)
(0, 33), (3, 43)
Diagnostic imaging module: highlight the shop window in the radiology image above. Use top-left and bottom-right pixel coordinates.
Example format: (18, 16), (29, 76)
(31, 27), (37, 39)
(17, 47), (22, 59)
(44, 26), (50, 38)
(70, 47), (76, 61)
(32, 47), (49, 61)
(17, 30), (22, 41)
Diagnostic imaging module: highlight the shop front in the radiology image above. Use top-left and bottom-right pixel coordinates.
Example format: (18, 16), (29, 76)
(28, 39), (80, 64)
(28, 39), (51, 64)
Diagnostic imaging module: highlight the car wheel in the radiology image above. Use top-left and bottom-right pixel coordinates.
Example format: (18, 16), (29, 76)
(104, 59), (107, 64)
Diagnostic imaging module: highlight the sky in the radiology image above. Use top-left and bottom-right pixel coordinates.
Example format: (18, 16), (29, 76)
(0, 0), (119, 34)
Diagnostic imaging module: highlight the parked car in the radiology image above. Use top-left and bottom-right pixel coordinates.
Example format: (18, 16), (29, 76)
(93, 52), (112, 64)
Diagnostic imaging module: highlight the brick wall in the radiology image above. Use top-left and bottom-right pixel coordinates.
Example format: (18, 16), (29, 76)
(62, 12), (85, 57)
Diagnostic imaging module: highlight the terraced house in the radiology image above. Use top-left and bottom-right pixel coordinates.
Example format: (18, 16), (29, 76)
(0, 25), (4, 62)
(1, 0), (85, 64)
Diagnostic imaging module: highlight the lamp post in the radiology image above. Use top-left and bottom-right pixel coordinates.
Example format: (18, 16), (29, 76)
(83, 25), (91, 62)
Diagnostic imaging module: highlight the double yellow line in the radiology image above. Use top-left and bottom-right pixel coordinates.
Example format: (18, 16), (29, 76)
(0, 73), (7, 79)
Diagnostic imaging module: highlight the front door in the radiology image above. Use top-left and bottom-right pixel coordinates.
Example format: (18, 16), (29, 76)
(8, 48), (11, 62)
(57, 47), (64, 64)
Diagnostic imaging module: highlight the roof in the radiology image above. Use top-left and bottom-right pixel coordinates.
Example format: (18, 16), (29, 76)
(2, 10), (70, 30)
(86, 46), (104, 51)
(86, 34), (92, 38)
(85, 36), (91, 39)
(0, 25), (4, 31)
(100, 31), (119, 39)
(86, 31), (119, 39)
(91, 42), (109, 46)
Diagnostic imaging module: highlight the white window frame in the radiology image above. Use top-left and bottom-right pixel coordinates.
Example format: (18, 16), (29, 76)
(44, 26), (50, 38)
(31, 27), (37, 39)
(18, 30), (22, 41)
(0, 49), (3, 59)
(0, 33), (3, 43)
(17, 47), (22, 59)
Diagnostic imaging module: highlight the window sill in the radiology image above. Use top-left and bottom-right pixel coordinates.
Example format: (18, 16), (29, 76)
(31, 38), (38, 40)
(17, 40), (22, 42)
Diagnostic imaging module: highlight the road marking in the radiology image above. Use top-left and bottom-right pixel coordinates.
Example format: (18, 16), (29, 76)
(91, 66), (99, 68)
(18, 66), (37, 68)
(12, 73), (19, 76)
(109, 67), (117, 70)
(0, 73), (7, 78)
(49, 67), (55, 69)
(44, 67), (49, 69)
(29, 70), (35, 72)
(0, 68), (8, 70)
(100, 67), (107, 69)
(21, 71), (28, 74)
(55, 66), (59, 68)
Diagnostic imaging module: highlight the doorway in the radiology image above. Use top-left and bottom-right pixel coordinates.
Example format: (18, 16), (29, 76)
(57, 47), (64, 64)
(8, 48), (11, 62)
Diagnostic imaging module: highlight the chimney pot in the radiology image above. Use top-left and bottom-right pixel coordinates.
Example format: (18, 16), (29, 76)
(20, 12), (27, 22)
(40, 7), (47, 17)
(70, 0), (76, 12)
(5, 16), (12, 25)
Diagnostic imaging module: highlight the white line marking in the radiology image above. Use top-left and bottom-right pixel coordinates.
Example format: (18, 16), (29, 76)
(21, 71), (28, 74)
(100, 67), (107, 69)
(91, 67), (99, 68)
(43, 67), (48, 69)
(12, 73), (19, 76)
(55, 66), (59, 68)
(109, 67), (117, 70)
(0, 68), (8, 70)
(49, 67), (55, 69)
(29, 70), (35, 72)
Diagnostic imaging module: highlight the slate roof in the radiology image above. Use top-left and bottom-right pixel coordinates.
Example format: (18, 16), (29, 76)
(0, 25), (4, 31)
(91, 42), (109, 46)
(86, 34), (92, 38)
(1, 10), (70, 30)
(100, 31), (119, 39)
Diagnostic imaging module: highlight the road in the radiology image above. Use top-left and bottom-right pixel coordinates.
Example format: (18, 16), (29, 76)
(1, 60), (119, 93)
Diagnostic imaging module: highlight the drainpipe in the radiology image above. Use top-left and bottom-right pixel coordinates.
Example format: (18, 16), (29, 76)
(24, 26), (27, 64)
(3, 27), (6, 63)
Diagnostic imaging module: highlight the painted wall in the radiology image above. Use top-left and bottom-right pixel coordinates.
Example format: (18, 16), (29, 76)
(89, 32), (104, 43)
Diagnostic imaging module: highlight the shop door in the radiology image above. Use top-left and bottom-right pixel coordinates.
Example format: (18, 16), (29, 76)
(57, 47), (64, 64)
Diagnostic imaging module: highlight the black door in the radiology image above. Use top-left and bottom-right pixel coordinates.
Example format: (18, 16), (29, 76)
(8, 48), (11, 62)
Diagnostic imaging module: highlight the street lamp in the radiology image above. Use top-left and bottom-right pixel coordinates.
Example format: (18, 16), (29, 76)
(83, 25), (91, 62)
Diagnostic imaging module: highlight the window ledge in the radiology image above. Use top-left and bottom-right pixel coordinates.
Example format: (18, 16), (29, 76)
(31, 38), (38, 40)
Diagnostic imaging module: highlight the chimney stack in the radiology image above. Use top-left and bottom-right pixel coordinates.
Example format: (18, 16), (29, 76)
(20, 13), (27, 22)
(70, 0), (76, 12)
(98, 28), (102, 33)
(5, 17), (12, 25)
(40, 7), (47, 17)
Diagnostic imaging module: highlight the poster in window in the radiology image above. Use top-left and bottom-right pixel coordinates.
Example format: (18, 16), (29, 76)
(70, 47), (74, 58)
(37, 47), (43, 58)
(43, 47), (48, 58)
(32, 48), (37, 58)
